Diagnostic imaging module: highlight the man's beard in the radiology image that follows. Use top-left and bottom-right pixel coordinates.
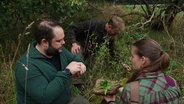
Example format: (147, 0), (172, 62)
(45, 44), (59, 57)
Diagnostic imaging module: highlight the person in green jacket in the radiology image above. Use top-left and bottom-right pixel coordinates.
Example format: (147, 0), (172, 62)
(15, 20), (90, 104)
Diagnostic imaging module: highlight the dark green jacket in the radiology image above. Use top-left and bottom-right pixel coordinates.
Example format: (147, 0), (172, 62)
(15, 42), (84, 104)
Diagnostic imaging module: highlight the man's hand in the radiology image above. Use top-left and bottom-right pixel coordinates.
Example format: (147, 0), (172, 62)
(66, 62), (86, 76)
(71, 43), (80, 54)
(73, 62), (86, 78)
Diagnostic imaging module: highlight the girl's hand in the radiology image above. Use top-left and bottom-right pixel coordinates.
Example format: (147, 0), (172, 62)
(104, 95), (116, 103)
(122, 63), (132, 71)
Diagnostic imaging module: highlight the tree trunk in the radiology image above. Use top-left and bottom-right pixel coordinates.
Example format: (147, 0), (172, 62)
(164, 0), (183, 28)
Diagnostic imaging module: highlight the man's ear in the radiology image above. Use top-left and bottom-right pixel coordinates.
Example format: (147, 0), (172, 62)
(108, 24), (112, 29)
(106, 23), (111, 29)
(41, 39), (48, 48)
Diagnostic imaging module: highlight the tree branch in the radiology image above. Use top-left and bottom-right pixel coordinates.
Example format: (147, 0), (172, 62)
(132, 10), (155, 29)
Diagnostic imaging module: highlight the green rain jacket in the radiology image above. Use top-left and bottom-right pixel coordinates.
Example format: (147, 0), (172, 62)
(15, 41), (84, 104)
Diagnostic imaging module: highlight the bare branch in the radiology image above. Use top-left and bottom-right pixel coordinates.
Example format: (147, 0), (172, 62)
(140, 10), (155, 29)
(131, 10), (155, 29)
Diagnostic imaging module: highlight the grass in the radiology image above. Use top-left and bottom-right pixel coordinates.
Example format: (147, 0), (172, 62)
(81, 3), (184, 103)
(0, 2), (183, 104)
(0, 21), (34, 104)
(0, 43), (16, 104)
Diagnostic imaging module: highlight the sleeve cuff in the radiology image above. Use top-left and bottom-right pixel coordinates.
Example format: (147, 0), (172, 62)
(56, 71), (70, 79)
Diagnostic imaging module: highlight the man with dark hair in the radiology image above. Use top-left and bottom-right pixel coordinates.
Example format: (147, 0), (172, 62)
(67, 15), (125, 60)
(15, 20), (90, 104)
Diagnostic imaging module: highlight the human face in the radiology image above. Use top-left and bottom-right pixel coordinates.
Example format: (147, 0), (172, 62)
(108, 27), (121, 37)
(130, 46), (143, 71)
(45, 27), (65, 56)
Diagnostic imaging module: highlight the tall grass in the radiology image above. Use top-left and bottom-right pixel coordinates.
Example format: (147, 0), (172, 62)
(0, 21), (34, 104)
(0, 2), (183, 104)
(81, 4), (184, 104)
(82, 25), (184, 103)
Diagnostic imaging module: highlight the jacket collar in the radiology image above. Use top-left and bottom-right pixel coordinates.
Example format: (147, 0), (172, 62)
(136, 71), (164, 80)
(28, 41), (47, 59)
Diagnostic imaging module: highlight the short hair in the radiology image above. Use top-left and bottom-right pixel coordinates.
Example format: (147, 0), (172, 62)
(35, 20), (62, 44)
(108, 15), (125, 32)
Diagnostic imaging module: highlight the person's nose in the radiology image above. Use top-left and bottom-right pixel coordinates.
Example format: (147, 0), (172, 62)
(61, 40), (65, 45)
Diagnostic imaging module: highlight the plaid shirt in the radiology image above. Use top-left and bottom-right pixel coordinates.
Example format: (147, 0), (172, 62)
(119, 71), (181, 104)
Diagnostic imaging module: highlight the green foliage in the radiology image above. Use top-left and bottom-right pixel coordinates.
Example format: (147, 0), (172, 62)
(98, 80), (116, 95)
(0, 0), (87, 103)
(82, 36), (130, 103)
(0, 0), (87, 44)
(0, 0), (86, 22)
(119, 78), (128, 87)
(127, 26), (148, 40)
(168, 58), (178, 71)
(0, 21), (34, 104)
(70, 85), (81, 96)
(70, 0), (86, 6)
(1, 1), (184, 103)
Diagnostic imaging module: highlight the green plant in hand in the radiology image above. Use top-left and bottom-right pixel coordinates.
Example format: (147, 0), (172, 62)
(98, 80), (116, 95)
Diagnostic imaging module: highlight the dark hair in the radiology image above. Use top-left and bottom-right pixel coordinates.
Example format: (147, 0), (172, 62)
(108, 15), (125, 32)
(35, 20), (62, 44)
(128, 38), (170, 82)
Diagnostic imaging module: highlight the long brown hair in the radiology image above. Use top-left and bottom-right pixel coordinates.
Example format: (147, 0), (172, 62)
(128, 38), (170, 82)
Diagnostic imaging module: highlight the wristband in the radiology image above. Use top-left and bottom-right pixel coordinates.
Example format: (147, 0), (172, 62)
(62, 68), (72, 76)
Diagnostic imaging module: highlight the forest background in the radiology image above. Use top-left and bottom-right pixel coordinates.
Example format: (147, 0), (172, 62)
(0, 0), (183, 103)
